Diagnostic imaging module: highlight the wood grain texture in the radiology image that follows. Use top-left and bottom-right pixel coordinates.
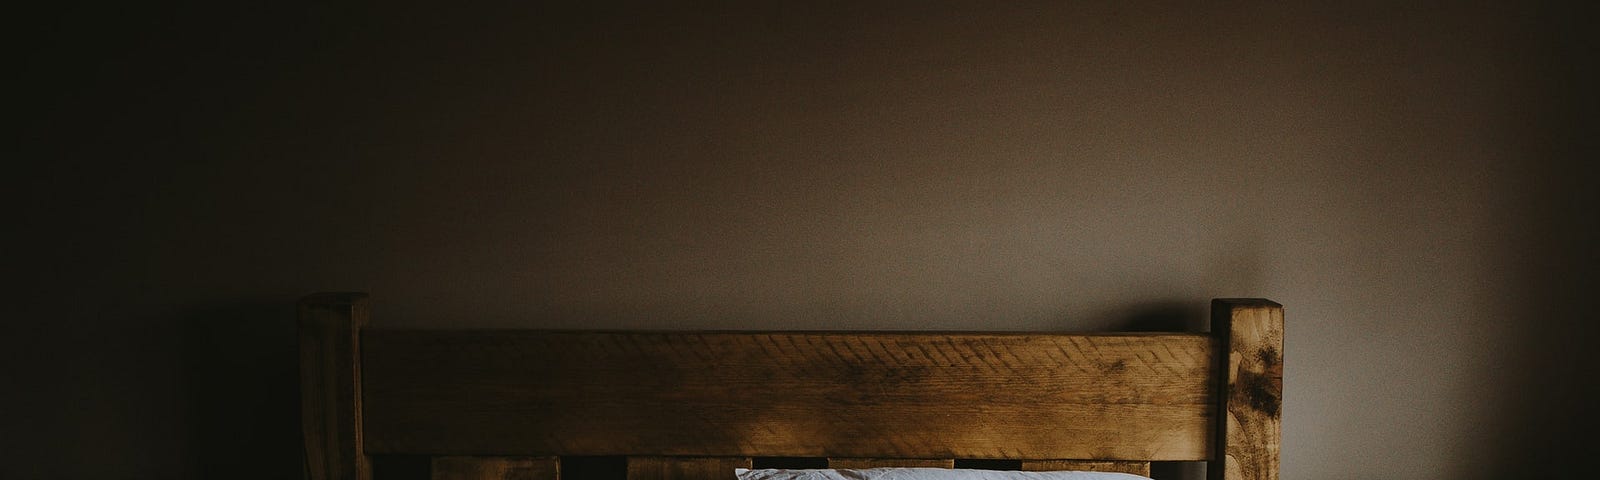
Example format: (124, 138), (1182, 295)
(300, 293), (372, 480)
(828, 458), (954, 469)
(432, 457), (558, 480)
(627, 457), (749, 480)
(1020, 460), (1150, 476)
(363, 331), (1217, 460)
(1209, 299), (1284, 480)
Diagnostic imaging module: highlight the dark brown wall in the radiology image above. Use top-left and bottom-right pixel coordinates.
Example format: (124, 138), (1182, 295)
(11, 1), (1595, 478)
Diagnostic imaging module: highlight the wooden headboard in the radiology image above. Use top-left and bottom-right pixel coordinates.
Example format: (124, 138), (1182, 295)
(299, 294), (1282, 480)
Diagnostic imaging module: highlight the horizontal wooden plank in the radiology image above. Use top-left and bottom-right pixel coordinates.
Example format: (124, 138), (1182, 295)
(627, 456), (749, 480)
(1021, 460), (1150, 476)
(364, 331), (1216, 460)
(432, 456), (558, 480)
(828, 458), (954, 468)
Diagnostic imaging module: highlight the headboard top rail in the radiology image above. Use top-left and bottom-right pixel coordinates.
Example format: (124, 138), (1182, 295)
(298, 295), (1282, 480)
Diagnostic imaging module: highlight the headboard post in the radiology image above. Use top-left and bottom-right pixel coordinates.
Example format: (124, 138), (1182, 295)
(300, 292), (373, 480)
(1209, 299), (1284, 480)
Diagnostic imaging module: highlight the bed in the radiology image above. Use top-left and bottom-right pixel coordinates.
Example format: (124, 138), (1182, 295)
(299, 293), (1282, 480)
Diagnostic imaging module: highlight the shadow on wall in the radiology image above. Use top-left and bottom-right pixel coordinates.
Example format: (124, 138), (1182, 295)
(180, 303), (302, 480)
(1488, 1), (1600, 477)
(1100, 302), (1209, 334)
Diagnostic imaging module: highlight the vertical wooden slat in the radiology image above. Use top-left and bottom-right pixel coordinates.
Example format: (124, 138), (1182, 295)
(300, 292), (371, 480)
(432, 457), (559, 480)
(1020, 460), (1151, 476)
(627, 457), (749, 480)
(1210, 299), (1284, 480)
(827, 459), (955, 469)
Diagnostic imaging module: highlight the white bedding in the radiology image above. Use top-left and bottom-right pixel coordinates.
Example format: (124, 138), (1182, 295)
(735, 468), (1152, 480)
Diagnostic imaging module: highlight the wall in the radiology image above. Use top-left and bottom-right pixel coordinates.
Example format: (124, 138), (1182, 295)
(11, 1), (1595, 478)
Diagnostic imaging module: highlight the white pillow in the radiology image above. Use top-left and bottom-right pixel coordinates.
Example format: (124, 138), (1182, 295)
(734, 468), (1152, 480)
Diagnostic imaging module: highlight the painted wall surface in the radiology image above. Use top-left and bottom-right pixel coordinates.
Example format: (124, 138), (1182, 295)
(11, 1), (1595, 478)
